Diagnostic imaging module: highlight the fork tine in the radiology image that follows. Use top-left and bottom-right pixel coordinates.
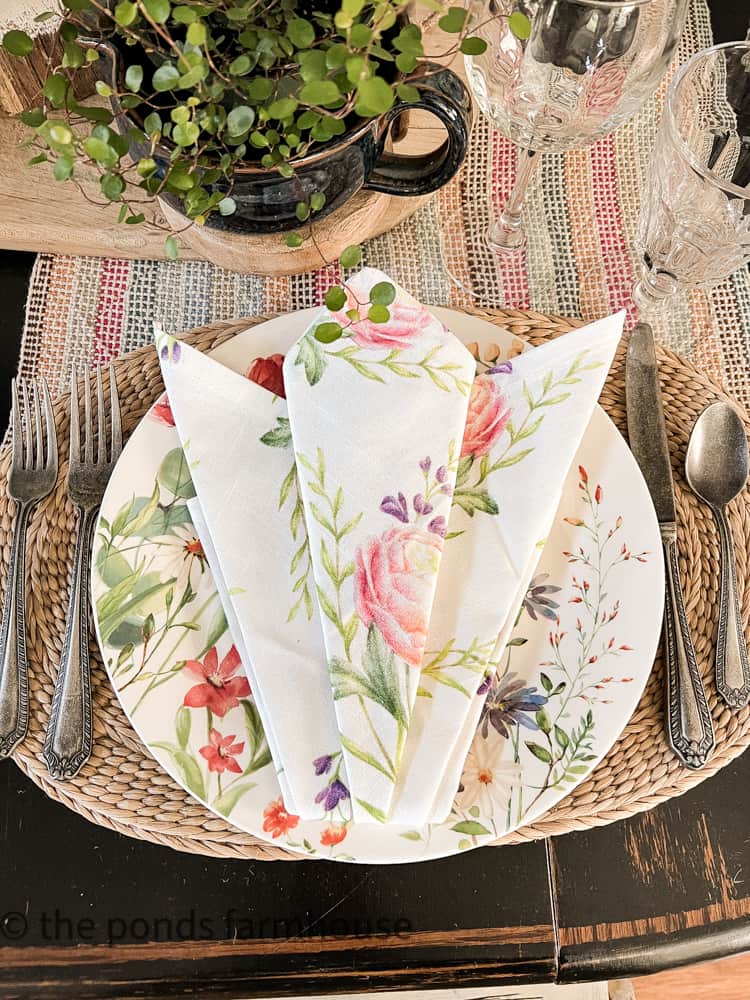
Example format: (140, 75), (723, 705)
(33, 380), (44, 471)
(41, 378), (57, 475)
(83, 371), (93, 466)
(22, 381), (33, 471)
(96, 367), (106, 465)
(109, 365), (122, 462)
(69, 370), (80, 466)
(11, 378), (21, 471)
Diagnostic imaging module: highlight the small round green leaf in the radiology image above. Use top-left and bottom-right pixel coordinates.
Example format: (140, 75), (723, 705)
(19, 107), (45, 127)
(186, 21), (207, 46)
(368, 303), (390, 324)
(95, 80), (113, 98)
(310, 191), (326, 212)
(396, 83), (420, 104)
(314, 322), (343, 344)
(83, 136), (118, 167)
(287, 17), (315, 49)
(142, 0), (170, 24)
(101, 172), (126, 201)
(136, 157), (158, 178)
(218, 196), (236, 216)
(2, 30), (34, 57)
(172, 121), (199, 146)
(460, 36), (488, 55)
(508, 11), (532, 40)
(267, 97), (298, 119)
(350, 22), (372, 47)
(295, 201), (310, 222)
(229, 53), (252, 75)
(43, 74), (67, 106)
(143, 112), (162, 135)
(49, 124), (73, 145)
(438, 7), (467, 33)
(370, 281), (396, 306)
(226, 105), (255, 136)
(125, 64), (144, 92)
(340, 244), (362, 268)
(325, 286), (347, 312)
(247, 77), (273, 101)
(172, 5), (197, 23)
(354, 76), (395, 116)
(114, 0), (138, 26)
(53, 157), (73, 181)
(152, 63), (180, 92)
(285, 232), (304, 248)
(299, 80), (343, 108)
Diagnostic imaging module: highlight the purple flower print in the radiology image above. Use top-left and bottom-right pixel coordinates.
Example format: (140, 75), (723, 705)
(313, 754), (333, 776)
(487, 360), (512, 375)
(419, 457), (432, 473)
(380, 492), (409, 523)
(435, 465), (447, 483)
(315, 778), (350, 812)
(476, 673), (493, 696)
(428, 516), (447, 537)
(413, 493), (433, 516)
(481, 672), (548, 739)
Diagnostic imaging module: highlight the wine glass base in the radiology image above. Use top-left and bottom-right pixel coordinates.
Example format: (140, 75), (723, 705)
(485, 225), (526, 256)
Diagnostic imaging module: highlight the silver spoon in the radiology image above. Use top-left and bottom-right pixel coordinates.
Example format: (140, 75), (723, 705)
(686, 401), (750, 709)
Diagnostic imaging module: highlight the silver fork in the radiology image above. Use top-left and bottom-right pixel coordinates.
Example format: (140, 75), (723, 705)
(0, 379), (58, 757)
(43, 367), (122, 779)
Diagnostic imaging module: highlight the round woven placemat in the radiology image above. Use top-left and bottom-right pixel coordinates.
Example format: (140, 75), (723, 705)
(5, 307), (750, 861)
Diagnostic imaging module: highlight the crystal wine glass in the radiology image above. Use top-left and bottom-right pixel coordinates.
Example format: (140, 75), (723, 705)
(464, 0), (688, 254)
(634, 41), (750, 312)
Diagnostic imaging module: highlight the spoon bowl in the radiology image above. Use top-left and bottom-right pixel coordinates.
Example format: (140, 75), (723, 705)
(685, 400), (750, 710)
(685, 401), (748, 509)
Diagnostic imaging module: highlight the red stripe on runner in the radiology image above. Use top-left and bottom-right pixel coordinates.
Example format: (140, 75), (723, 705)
(93, 259), (131, 364)
(314, 262), (342, 305)
(590, 136), (636, 324)
(490, 133), (530, 309)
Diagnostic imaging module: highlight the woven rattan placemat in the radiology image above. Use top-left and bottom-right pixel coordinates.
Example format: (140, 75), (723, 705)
(6, 306), (750, 860)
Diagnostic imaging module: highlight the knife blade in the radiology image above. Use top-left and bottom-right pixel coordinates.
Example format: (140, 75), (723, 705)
(626, 322), (676, 527)
(625, 322), (714, 769)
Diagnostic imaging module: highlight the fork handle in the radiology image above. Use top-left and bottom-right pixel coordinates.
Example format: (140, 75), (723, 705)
(44, 506), (97, 779)
(0, 502), (32, 757)
(662, 529), (715, 769)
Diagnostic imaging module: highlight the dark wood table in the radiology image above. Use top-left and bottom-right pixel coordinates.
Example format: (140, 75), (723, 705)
(2, 8), (750, 995)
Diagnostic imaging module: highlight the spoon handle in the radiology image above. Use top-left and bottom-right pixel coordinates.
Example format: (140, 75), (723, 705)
(662, 529), (715, 768)
(714, 505), (750, 709)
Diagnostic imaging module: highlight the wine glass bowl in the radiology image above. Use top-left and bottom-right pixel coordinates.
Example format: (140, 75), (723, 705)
(464, 0), (688, 253)
(634, 42), (750, 312)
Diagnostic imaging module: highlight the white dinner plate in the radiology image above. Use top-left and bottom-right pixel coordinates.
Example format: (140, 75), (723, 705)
(91, 308), (664, 863)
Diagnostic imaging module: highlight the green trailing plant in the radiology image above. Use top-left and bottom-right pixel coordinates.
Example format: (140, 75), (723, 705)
(3, 0), (530, 268)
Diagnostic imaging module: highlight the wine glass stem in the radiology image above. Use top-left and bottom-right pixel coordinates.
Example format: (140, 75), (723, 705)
(487, 148), (540, 254)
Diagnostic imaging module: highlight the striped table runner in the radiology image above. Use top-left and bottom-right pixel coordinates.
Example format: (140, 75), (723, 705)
(20, 0), (750, 406)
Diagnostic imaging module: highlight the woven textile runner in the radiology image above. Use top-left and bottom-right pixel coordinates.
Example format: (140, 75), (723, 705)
(20, 0), (750, 406)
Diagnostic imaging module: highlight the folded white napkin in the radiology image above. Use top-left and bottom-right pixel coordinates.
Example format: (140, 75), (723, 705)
(156, 331), (351, 822)
(390, 314), (624, 825)
(283, 268), (475, 824)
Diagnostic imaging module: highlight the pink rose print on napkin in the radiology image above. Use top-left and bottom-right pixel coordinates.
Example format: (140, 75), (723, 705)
(330, 286), (439, 351)
(354, 526), (443, 667)
(460, 377), (511, 458)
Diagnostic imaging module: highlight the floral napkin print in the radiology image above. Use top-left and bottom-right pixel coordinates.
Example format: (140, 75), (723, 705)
(283, 269), (475, 824)
(156, 330), (351, 822)
(389, 314), (625, 825)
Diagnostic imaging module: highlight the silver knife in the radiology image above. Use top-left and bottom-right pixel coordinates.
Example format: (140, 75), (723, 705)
(626, 323), (715, 769)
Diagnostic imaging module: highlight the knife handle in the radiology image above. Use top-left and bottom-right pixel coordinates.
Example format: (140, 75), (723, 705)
(662, 529), (715, 769)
